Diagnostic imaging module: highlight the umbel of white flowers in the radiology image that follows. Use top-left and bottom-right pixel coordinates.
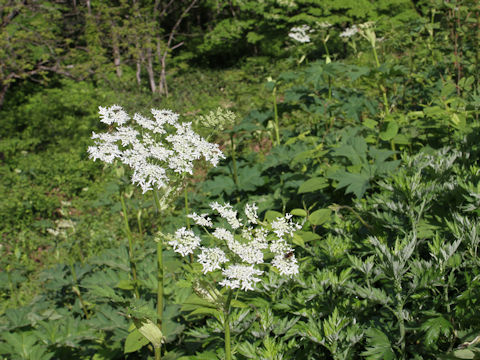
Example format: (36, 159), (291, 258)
(168, 202), (302, 291)
(88, 105), (225, 193)
(288, 24), (313, 43)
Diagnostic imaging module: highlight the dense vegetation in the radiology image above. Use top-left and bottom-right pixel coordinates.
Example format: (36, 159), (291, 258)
(1, 0), (480, 359)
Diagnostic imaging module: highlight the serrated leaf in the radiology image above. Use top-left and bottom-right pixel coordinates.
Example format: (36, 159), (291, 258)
(362, 328), (395, 360)
(420, 316), (453, 346)
(332, 171), (371, 198)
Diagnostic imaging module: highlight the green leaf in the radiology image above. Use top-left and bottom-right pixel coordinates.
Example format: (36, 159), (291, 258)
(124, 329), (149, 353)
(290, 208), (307, 217)
(298, 177), (328, 194)
(264, 210), (283, 222)
(292, 234), (305, 247)
(309, 209), (332, 226)
(297, 231), (321, 242)
(133, 317), (163, 349)
(380, 120), (399, 141)
(420, 316), (453, 346)
(450, 349), (475, 359)
(116, 279), (134, 291)
(362, 328), (396, 360)
(332, 171), (371, 198)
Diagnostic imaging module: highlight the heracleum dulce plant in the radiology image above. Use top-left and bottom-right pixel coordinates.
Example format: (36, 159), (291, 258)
(88, 105), (224, 359)
(166, 202), (302, 360)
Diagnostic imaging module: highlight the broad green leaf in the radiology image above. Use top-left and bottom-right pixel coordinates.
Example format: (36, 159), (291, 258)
(380, 120), (399, 141)
(265, 210), (283, 222)
(133, 318), (163, 349)
(363, 118), (378, 129)
(292, 234), (305, 247)
(451, 349), (475, 359)
(309, 209), (332, 226)
(124, 329), (149, 353)
(290, 208), (307, 217)
(298, 231), (321, 242)
(298, 177), (328, 194)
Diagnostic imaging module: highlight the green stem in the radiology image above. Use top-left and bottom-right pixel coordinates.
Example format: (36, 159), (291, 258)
(272, 86), (280, 146)
(120, 194), (140, 299)
(394, 279), (406, 359)
(7, 268), (17, 306)
(153, 190), (164, 360)
(70, 261), (89, 319)
(230, 133), (239, 186)
(372, 45), (390, 115)
(224, 290), (233, 360)
(137, 210), (143, 239)
(184, 186), (194, 263)
(184, 186), (190, 230)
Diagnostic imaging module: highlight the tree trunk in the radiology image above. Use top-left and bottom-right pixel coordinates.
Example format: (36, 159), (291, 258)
(0, 82), (10, 110)
(159, 50), (168, 96)
(145, 45), (156, 93)
(111, 21), (122, 78)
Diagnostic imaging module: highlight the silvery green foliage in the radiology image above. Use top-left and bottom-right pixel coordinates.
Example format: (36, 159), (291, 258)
(197, 107), (237, 132)
(88, 105), (225, 193)
(168, 202), (301, 291)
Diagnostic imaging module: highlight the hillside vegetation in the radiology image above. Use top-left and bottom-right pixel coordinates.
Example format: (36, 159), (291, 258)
(1, 1), (480, 359)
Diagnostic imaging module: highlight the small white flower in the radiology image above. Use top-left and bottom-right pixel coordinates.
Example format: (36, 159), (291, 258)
(151, 109), (179, 127)
(197, 247), (229, 273)
(289, 25), (312, 43)
(219, 264), (264, 291)
(318, 21), (332, 29)
(272, 253), (299, 276)
(228, 239), (264, 264)
(340, 25), (358, 38)
(270, 239), (293, 256)
(87, 141), (122, 164)
(245, 203), (258, 224)
(188, 212), (213, 227)
(98, 105), (129, 125)
(89, 105), (224, 193)
(210, 202), (242, 229)
(212, 227), (235, 243)
(169, 227), (201, 256)
(271, 214), (301, 238)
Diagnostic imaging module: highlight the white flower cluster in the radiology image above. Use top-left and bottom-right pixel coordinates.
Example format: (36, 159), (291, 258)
(169, 202), (302, 291)
(88, 105), (225, 193)
(340, 25), (359, 38)
(288, 25), (313, 43)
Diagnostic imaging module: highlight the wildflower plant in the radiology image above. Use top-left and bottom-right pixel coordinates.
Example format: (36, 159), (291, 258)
(88, 105), (224, 360)
(167, 201), (301, 359)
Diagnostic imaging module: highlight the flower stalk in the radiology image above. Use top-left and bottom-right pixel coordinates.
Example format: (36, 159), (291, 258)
(224, 290), (233, 360)
(120, 194), (140, 299)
